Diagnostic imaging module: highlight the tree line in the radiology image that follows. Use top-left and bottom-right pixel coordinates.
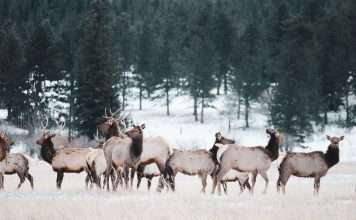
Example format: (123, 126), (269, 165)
(0, 0), (355, 141)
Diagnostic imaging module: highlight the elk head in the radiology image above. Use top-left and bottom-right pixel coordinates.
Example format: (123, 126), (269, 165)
(36, 118), (56, 147)
(326, 135), (344, 148)
(266, 128), (282, 144)
(97, 108), (130, 138)
(125, 124), (145, 138)
(0, 131), (14, 161)
(215, 132), (235, 145)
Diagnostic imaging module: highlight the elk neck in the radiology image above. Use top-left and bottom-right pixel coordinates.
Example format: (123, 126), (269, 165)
(265, 135), (280, 161)
(130, 133), (143, 157)
(40, 139), (57, 164)
(324, 144), (339, 168)
(106, 121), (121, 140)
(0, 139), (7, 161)
(209, 138), (221, 163)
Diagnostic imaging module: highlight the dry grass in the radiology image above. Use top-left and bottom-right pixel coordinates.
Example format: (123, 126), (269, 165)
(0, 159), (355, 220)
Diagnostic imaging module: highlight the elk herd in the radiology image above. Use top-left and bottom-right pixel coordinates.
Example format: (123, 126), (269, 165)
(0, 109), (346, 196)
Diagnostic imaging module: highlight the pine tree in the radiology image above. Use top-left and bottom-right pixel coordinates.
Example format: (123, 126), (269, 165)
(0, 24), (27, 126)
(25, 19), (59, 136)
(231, 23), (265, 128)
(74, 1), (119, 137)
(212, 2), (234, 95)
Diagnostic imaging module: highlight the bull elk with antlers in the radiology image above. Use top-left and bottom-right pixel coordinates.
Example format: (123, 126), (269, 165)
(36, 119), (93, 189)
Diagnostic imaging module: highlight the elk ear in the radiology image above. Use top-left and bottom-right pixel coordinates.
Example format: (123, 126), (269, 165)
(140, 124), (146, 130)
(326, 135), (331, 141)
(49, 133), (56, 138)
(215, 132), (222, 140)
(266, 129), (271, 134)
(339, 136), (345, 141)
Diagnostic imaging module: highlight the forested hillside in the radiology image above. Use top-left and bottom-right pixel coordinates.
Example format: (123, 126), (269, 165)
(0, 0), (355, 140)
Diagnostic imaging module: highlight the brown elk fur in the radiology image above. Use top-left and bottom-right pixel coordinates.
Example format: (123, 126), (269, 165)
(103, 124), (145, 190)
(164, 133), (235, 193)
(0, 132), (14, 189)
(1, 153), (34, 190)
(212, 128), (281, 195)
(36, 132), (92, 189)
(277, 135), (344, 195)
(0, 132), (13, 162)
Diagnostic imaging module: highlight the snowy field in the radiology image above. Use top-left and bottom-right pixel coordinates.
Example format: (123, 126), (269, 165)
(0, 159), (355, 220)
(1, 94), (356, 220)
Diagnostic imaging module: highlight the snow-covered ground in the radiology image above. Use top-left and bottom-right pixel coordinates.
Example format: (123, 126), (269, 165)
(0, 159), (355, 220)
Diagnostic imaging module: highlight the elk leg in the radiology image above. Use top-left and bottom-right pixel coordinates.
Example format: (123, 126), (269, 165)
(279, 172), (291, 194)
(137, 174), (142, 189)
(26, 172), (34, 190)
(16, 172), (26, 190)
(115, 170), (123, 189)
(123, 165), (129, 190)
(314, 176), (321, 195)
(156, 175), (166, 192)
(110, 169), (116, 190)
(147, 176), (153, 191)
(216, 168), (230, 196)
(199, 173), (208, 193)
(251, 172), (257, 195)
(130, 168), (136, 191)
(0, 174), (3, 190)
(85, 173), (91, 190)
(222, 181), (227, 195)
(258, 170), (269, 194)
(56, 171), (64, 189)
(243, 178), (251, 194)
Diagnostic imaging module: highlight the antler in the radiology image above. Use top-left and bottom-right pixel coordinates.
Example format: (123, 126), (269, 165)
(93, 129), (100, 142)
(57, 121), (66, 134)
(103, 107), (121, 119)
(109, 108), (121, 117)
(41, 117), (49, 131)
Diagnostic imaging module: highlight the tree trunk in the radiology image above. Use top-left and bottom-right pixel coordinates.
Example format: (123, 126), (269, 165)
(216, 78), (221, 95)
(323, 111), (328, 125)
(200, 97), (204, 123)
(122, 71), (126, 110)
(166, 85), (170, 116)
(193, 95), (198, 122)
(139, 85), (143, 110)
(237, 96), (241, 120)
(68, 72), (75, 142)
(244, 96), (249, 128)
(228, 116), (231, 134)
(223, 72), (228, 94)
(346, 90), (350, 127)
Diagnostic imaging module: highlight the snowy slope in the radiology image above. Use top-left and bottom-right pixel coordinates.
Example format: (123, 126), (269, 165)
(126, 93), (355, 161)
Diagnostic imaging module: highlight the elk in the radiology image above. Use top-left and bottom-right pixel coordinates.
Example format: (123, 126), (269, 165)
(1, 153), (34, 190)
(212, 128), (281, 195)
(97, 109), (172, 191)
(164, 133), (235, 193)
(221, 170), (251, 194)
(36, 120), (92, 189)
(95, 109), (130, 190)
(103, 124), (145, 190)
(86, 131), (117, 189)
(277, 135), (344, 195)
(134, 136), (172, 191)
(136, 164), (160, 190)
(0, 132), (14, 189)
